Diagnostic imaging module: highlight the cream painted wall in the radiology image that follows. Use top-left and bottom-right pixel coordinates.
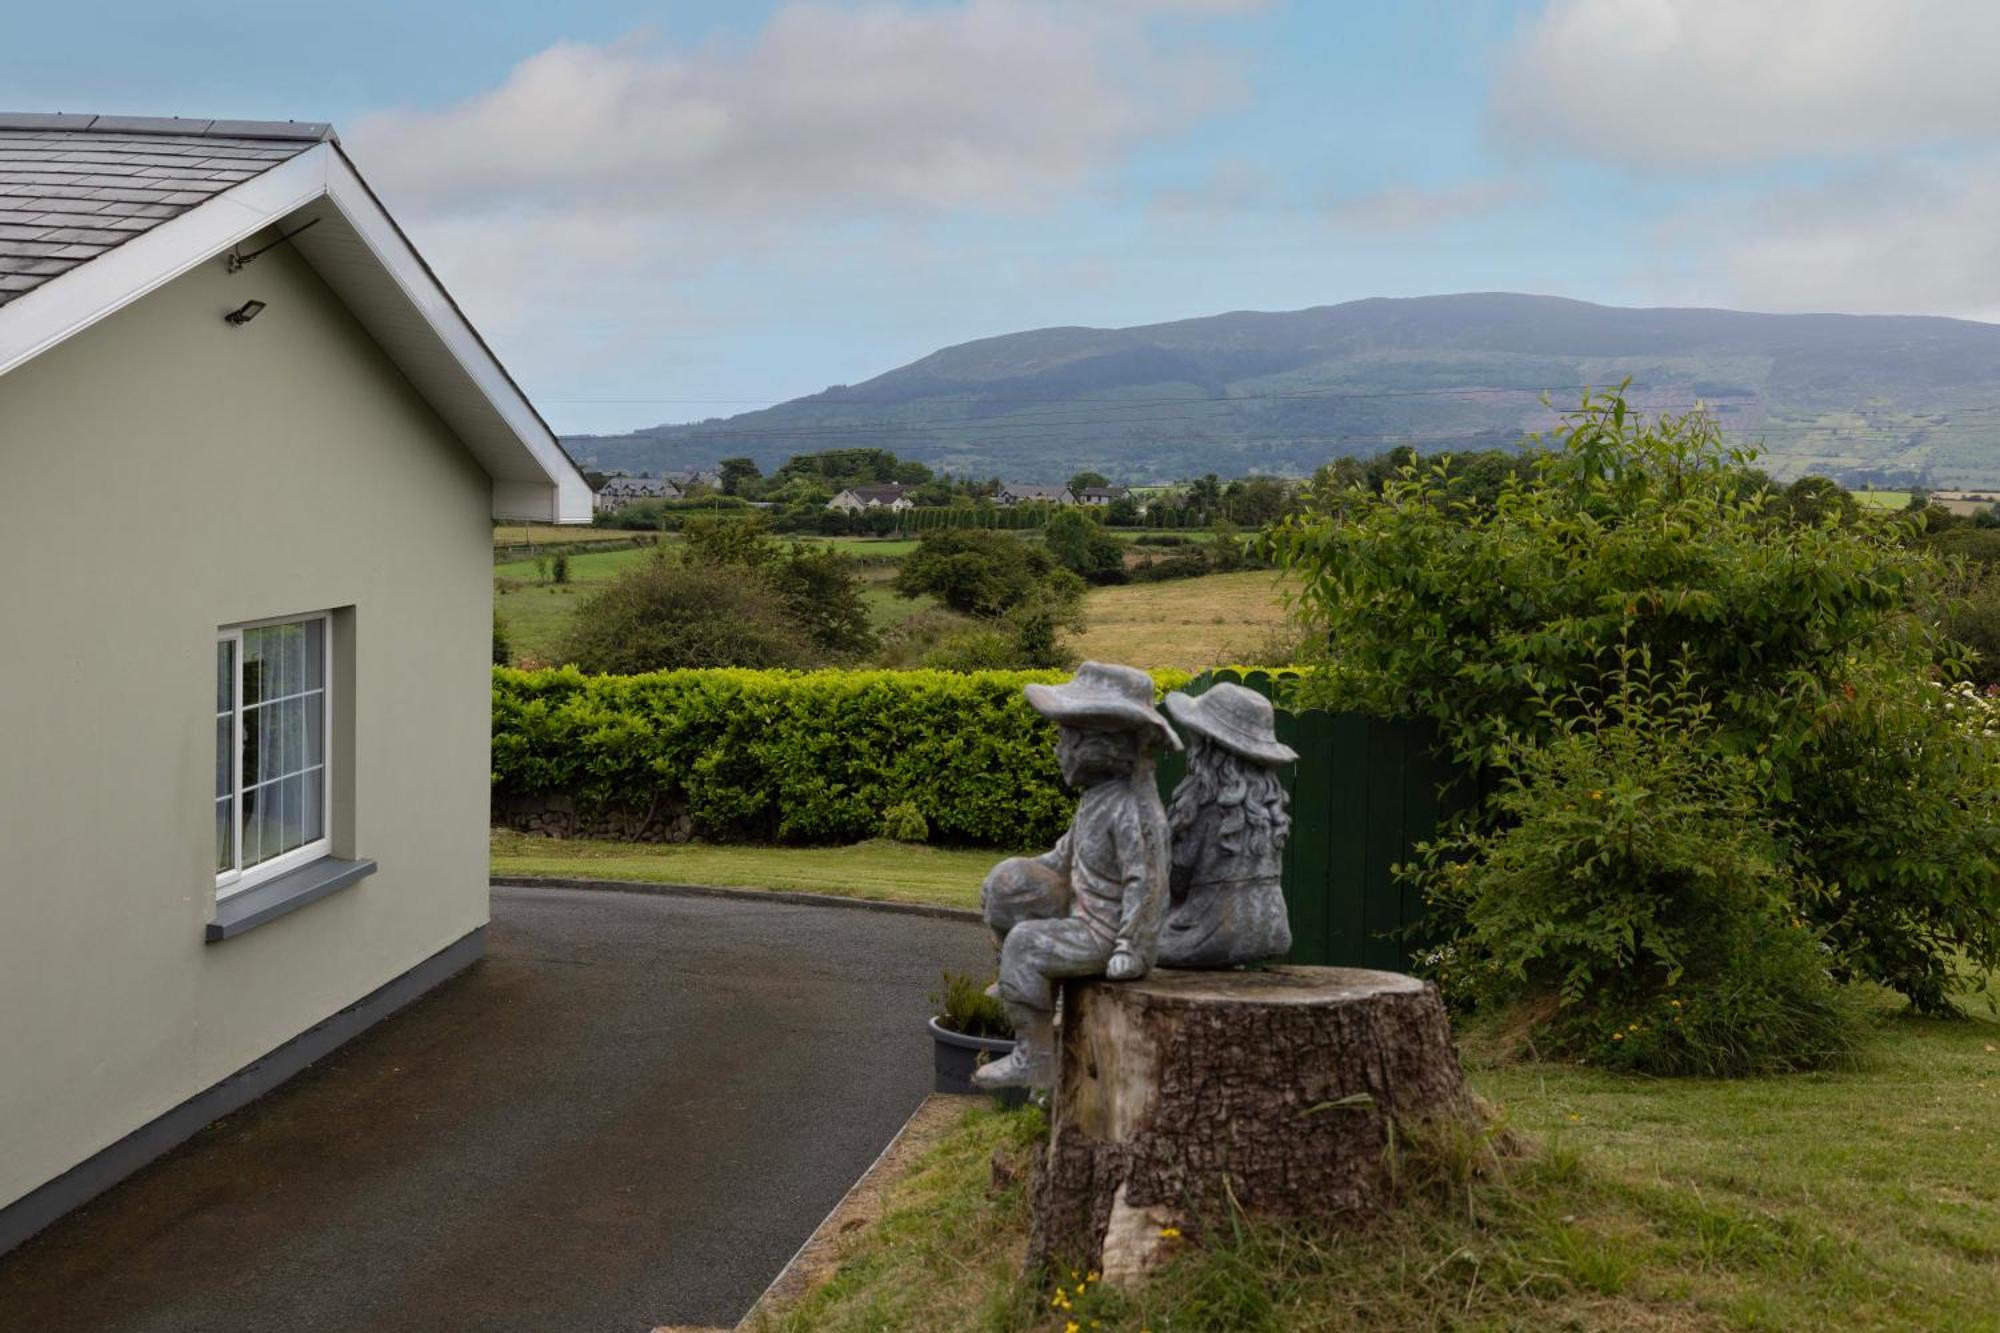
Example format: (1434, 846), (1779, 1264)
(0, 242), (493, 1210)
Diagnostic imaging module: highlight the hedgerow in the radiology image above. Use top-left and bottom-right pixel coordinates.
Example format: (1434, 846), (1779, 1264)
(492, 665), (1191, 847)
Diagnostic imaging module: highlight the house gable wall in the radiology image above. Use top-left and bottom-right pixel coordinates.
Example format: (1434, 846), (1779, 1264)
(0, 243), (492, 1211)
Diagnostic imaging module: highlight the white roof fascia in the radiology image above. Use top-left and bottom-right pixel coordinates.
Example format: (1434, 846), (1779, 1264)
(318, 150), (592, 524)
(0, 143), (592, 524)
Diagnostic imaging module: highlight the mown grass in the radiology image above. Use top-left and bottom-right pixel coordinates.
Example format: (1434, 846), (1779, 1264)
(489, 829), (994, 908)
(759, 994), (1998, 1332)
(1073, 570), (1295, 671)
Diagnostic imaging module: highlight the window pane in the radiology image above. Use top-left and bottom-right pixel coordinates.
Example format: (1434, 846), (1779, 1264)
(242, 784), (263, 867)
(305, 693), (324, 769)
(216, 640), (234, 715)
(216, 797), (234, 874)
(215, 714), (231, 801)
(301, 619), (324, 691)
(301, 768), (325, 846)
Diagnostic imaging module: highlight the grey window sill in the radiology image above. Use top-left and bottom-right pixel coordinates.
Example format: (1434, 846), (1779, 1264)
(207, 858), (376, 942)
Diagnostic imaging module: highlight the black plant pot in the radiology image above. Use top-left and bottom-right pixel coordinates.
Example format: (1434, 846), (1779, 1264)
(928, 1017), (1027, 1108)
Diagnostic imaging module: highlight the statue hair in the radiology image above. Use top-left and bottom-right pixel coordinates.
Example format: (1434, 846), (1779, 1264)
(1168, 733), (1290, 860)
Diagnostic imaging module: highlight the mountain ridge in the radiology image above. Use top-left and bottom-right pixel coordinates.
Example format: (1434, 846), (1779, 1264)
(564, 293), (2000, 488)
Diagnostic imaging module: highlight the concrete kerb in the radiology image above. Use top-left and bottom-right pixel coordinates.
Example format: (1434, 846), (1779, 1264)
(489, 875), (982, 924)
(724, 1093), (984, 1331)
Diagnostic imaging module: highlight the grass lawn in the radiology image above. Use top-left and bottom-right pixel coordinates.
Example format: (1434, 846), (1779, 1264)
(760, 987), (1999, 1332)
(1074, 570), (1295, 671)
(490, 829), (995, 908)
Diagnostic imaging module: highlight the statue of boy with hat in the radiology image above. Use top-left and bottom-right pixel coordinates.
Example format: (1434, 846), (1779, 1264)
(974, 662), (1180, 1091)
(1158, 682), (1299, 968)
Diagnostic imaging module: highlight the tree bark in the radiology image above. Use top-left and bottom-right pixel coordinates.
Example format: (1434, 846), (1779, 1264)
(1027, 965), (1474, 1283)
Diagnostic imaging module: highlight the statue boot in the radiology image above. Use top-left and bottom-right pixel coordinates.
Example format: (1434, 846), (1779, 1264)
(972, 1003), (1055, 1090)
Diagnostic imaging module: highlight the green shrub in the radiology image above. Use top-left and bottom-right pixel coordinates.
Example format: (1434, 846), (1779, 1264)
(558, 558), (815, 673)
(880, 800), (929, 843)
(550, 552), (570, 585)
(492, 664), (1191, 847)
(932, 971), (1013, 1039)
(1415, 655), (1861, 1075)
(491, 608), (513, 667)
(894, 529), (1074, 617)
(1044, 508), (1128, 585)
(1271, 389), (2000, 1013)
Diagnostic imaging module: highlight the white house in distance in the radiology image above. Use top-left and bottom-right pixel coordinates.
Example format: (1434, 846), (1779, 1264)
(826, 482), (915, 512)
(1076, 485), (1131, 507)
(0, 113), (589, 1254)
(997, 482), (1075, 506)
(594, 473), (683, 512)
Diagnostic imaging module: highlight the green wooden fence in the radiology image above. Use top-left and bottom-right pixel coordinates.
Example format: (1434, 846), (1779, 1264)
(1154, 670), (1473, 971)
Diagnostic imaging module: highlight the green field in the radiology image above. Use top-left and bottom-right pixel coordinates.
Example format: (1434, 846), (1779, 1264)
(495, 542), (1286, 670)
(1853, 490), (1914, 509)
(495, 539), (932, 663)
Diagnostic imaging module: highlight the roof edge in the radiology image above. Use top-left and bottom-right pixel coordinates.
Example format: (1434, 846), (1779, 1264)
(0, 113), (337, 144)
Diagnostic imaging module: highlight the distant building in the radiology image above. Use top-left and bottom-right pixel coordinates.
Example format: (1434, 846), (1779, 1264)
(1076, 486), (1131, 507)
(826, 484), (915, 513)
(997, 482), (1076, 506)
(594, 475), (683, 512)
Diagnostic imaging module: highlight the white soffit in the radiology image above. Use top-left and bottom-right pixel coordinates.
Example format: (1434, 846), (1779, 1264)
(0, 143), (591, 524)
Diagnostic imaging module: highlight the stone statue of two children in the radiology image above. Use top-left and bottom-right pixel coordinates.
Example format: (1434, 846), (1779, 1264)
(975, 662), (1298, 1091)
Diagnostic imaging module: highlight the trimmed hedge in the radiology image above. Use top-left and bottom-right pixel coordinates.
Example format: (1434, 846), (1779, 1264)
(493, 665), (1191, 848)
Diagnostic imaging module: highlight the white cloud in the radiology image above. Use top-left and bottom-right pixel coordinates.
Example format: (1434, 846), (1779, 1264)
(351, 1), (1238, 219)
(1325, 178), (1522, 233)
(1492, 0), (2000, 170)
(1663, 157), (2000, 316)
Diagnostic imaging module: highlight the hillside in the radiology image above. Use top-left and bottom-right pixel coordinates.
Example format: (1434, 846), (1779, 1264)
(564, 293), (2000, 487)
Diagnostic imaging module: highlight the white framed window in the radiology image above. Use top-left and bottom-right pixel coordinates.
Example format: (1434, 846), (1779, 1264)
(215, 613), (332, 895)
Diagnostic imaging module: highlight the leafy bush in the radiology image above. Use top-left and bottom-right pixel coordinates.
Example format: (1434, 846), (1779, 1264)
(893, 529), (1077, 617)
(1271, 390), (2000, 1014)
(1415, 657), (1861, 1075)
(492, 665), (1191, 846)
(880, 799), (929, 843)
(549, 552), (570, 585)
(932, 971), (1013, 1039)
(491, 608), (513, 667)
(558, 558), (815, 673)
(1044, 508), (1128, 585)
(672, 514), (880, 661)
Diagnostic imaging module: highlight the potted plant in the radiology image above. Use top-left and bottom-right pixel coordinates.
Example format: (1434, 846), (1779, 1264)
(929, 971), (1025, 1106)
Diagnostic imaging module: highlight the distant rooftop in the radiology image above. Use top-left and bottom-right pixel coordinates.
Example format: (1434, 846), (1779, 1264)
(0, 113), (334, 307)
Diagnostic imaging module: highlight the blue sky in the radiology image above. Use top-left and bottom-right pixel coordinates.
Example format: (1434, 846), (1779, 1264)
(10, 1), (1999, 433)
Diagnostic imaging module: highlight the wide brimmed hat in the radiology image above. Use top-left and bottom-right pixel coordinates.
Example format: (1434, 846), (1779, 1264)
(1025, 661), (1182, 752)
(1165, 683), (1298, 766)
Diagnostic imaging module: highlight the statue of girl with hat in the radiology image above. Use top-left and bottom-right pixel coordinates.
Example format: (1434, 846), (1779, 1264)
(1158, 682), (1298, 968)
(973, 662), (1180, 1091)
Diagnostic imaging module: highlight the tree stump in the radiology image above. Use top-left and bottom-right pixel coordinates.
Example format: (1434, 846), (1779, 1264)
(1027, 965), (1476, 1283)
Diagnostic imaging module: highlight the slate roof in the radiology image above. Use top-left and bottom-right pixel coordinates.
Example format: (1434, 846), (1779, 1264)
(0, 114), (334, 307)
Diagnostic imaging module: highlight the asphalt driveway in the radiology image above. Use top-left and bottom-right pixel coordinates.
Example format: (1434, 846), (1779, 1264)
(0, 884), (994, 1332)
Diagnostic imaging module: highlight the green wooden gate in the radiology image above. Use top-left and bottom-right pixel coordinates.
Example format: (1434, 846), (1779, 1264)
(1154, 670), (1471, 970)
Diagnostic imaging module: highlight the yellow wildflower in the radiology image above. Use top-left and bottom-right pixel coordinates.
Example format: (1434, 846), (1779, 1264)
(1588, 789), (1604, 801)
(1159, 1226), (1183, 1240)
(1086, 1271), (1100, 1283)
(1065, 1322), (1080, 1333)
(1611, 1032), (1624, 1041)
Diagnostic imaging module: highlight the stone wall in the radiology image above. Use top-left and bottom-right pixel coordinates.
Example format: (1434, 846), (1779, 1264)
(491, 792), (692, 843)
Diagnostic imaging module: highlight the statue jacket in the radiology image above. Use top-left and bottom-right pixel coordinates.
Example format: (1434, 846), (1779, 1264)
(1036, 764), (1171, 963)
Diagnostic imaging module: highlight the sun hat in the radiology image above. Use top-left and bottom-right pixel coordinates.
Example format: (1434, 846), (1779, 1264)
(1024, 661), (1182, 752)
(1164, 683), (1298, 766)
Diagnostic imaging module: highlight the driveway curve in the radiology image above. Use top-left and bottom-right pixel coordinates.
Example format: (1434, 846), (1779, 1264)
(0, 884), (995, 1332)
